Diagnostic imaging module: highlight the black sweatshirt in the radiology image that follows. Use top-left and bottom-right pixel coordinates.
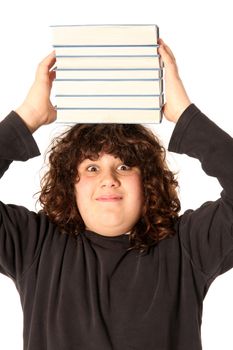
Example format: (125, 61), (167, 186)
(0, 104), (233, 350)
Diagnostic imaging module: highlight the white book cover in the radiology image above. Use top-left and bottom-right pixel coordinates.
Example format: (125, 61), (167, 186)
(51, 24), (160, 46)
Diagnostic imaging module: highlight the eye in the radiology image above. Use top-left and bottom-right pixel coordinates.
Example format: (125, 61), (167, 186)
(117, 164), (131, 171)
(87, 165), (99, 172)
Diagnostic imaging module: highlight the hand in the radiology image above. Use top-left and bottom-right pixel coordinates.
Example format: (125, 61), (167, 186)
(15, 51), (57, 133)
(158, 38), (192, 123)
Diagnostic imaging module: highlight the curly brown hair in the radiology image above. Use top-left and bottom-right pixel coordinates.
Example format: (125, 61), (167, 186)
(39, 123), (180, 253)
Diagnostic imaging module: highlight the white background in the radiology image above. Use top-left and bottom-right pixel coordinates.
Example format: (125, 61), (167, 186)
(0, 0), (233, 349)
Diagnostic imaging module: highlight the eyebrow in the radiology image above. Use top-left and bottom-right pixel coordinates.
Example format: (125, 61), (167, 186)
(81, 155), (120, 163)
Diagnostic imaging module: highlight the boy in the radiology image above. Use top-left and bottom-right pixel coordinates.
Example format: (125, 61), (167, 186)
(0, 39), (232, 349)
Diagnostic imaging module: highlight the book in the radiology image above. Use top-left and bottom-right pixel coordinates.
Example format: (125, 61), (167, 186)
(54, 80), (163, 95)
(50, 24), (164, 124)
(54, 56), (161, 69)
(55, 68), (162, 80)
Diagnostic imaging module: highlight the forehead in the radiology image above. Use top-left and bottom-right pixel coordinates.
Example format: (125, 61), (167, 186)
(79, 152), (122, 166)
(78, 153), (120, 165)
(77, 144), (141, 170)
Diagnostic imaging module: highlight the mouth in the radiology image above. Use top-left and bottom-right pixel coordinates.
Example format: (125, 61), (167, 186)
(96, 195), (123, 202)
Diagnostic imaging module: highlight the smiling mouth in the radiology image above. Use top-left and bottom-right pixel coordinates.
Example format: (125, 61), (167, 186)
(96, 196), (123, 201)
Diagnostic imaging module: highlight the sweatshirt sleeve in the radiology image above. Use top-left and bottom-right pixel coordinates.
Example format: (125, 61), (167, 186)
(0, 111), (46, 282)
(168, 104), (233, 289)
(0, 111), (40, 177)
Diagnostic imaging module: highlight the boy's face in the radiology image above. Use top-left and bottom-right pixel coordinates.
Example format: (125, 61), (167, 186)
(75, 153), (144, 237)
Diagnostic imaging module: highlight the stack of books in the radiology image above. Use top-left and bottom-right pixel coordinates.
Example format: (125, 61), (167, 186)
(50, 24), (164, 123)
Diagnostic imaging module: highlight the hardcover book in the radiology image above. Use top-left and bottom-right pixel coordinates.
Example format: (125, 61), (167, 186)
(50, 24), (164, 123)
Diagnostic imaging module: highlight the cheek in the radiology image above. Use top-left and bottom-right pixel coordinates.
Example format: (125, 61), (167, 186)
(128, 175), (144, 200)
(75, 178), (93, 205)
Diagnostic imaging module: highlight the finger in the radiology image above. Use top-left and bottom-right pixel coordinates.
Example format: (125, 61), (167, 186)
(41, 51), (56, 68)
(158, 39), (176, 62)
(161, 101), (167, 116)
(46, 102), (57, 121)
(158, 43), (176, 66)
(164, 45), (176, 62)
(49, 69), (56, 81)
(158, 38), (168, 50)
(158, 47), (180, 81)
(50, 103), (57, 120)
(158, 38), (165, 46)
(36, 52), (56, 77)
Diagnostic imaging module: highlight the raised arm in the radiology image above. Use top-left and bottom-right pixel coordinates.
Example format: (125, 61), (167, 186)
(15, 51), (57, 133)
(159, 40), (233, 287)
(0, 53), (57, 280)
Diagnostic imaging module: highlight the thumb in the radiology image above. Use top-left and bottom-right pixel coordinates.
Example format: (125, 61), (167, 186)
(158, 39), (179, 78)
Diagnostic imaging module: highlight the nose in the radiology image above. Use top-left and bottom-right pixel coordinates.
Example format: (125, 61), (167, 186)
(100, 170), (120, 188)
